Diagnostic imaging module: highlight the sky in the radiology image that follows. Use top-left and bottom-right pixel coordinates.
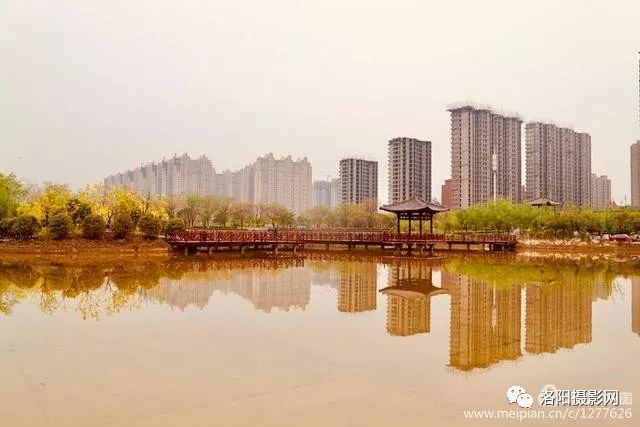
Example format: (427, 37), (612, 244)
(1, 0), (639, 204)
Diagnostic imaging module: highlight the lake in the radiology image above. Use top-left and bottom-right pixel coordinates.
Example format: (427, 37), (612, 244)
(1, 253), (638, 426)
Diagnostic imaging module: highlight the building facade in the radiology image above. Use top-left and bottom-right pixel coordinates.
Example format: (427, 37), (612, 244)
(632, 142), (640, 208)
(590, 174), (611, 211)
(441, 179), (453, 209)
(387, 137), (432, 204)
(313, 180), (332, 207)
(104, 153), (313, 214)
(525, 123), (592, 206)
(339, 158), (378, 205)
(448, 104), (522, 209)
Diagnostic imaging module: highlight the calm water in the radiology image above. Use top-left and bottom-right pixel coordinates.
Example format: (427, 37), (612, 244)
(1, 253), (639, 426)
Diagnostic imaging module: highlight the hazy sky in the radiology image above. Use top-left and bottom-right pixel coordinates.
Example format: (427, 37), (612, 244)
(1, 0), (639, 203)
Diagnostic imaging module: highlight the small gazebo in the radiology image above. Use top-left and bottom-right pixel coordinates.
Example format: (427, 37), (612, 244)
(380, 197), (449, 235)
(528, 197), (561, 208)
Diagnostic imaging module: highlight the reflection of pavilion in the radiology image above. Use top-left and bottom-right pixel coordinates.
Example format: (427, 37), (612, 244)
(525, 281), (592, 354)
(338, 262), (377, 313)
(381, 262), (448, 336)
(445, 271), (522, 371)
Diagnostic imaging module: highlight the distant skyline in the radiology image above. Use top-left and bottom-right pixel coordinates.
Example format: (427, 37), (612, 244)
(1, 1), (639, 204)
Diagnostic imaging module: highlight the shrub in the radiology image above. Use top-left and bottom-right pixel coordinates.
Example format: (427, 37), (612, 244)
(111, 211), (134, 239)
(138, 214), (161, 240)
(10, 214), (41, 240)
(48, 212), (73, 240)
(164, 218), (185, 237)
(81, 214), (106, 240)
(0, 218), (15, 239)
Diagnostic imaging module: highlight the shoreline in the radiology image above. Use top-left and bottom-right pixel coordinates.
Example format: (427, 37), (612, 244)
(1, 237), (640, 262)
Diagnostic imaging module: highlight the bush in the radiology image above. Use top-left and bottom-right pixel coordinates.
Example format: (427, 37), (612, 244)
(10, 214), (41, 240)
(48, 212), (73, 240)
(81, 214), (106, 240)
(0, 218), (15, 239)
(138, 214), (161, 240)
(164, 218), (185, 237)
(111, 211), (134, 239)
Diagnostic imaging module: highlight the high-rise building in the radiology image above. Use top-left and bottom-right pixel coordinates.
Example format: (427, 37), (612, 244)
(339, 158), (378, 205)
(252, 153), (312, 214)
(330, 178), (341, 208)
(525, 123), (592, 206)
(104, 152), (313, 214)
(441, 179), (453, 209)
(448, 104), (522, 209)
(313, 180), (332, 207)
(632, 142), (640, 208)
(590, 174), (611, 211)
(387, 137), (431, 204)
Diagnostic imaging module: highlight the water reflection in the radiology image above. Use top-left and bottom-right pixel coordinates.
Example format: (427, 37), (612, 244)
(1, 254), (638, 373)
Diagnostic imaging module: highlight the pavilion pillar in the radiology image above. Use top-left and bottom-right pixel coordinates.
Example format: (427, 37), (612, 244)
(396, 215), (400, 234)
(430, 214), (434, 234)
(408, 218), (411, 235)
(419, 218), (423, 236)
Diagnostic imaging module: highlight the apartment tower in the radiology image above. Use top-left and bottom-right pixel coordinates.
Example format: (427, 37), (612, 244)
(387, 137), (432, 204)
(525, 123), (592, 206)
(448, 104), (522, 209)
(632, 142), (640, 208)
(339, 158), (378, 205)
(590, 174), (611, 211)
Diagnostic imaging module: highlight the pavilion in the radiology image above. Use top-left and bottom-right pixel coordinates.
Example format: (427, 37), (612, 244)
(528, 197), (561, 208)
(380, 197), (449, 235)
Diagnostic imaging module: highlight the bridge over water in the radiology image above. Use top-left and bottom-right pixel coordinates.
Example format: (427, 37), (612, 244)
(165, 229), (517, 255)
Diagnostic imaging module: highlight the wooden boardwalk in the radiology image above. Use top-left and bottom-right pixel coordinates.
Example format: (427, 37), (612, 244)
(165, 229), (517, 255)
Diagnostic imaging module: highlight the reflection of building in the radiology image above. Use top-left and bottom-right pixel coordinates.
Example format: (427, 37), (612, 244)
(447, 274), (522, 371)
(525, 282), (592, 354)
(382, 262), (443, 336)
(149, 278), (217, 310)
(150, 267), (311, 313)
(632, 278), (640, 336)
(338, 262), (377, 312)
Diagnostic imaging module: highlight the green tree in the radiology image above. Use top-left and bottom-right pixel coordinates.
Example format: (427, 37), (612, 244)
(81, 214), (106, 239)
(111, 211), (134, 239)
(138, 213), (161, 239)
(230, 202), (253, 227)
(0, 173), (26, 219)
(48, 212), (73, 239)
(11, 214), (41, 239)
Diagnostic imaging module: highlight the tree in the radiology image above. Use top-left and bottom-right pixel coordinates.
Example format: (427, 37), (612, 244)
(10, 214), (41, 239)
(66, 197), (92, 226)
(81, 214), (106, 239)
(306, 205), (331, 229)
(111, 211), (134, 239)
(48, 212), (73, 239)
(178, 195), (200, 227)
(213, 197), (233, 227)
(164, 218), (185, 237)
(138, 213), (161, 239)
(230, 202), (253, 227)
(0, 173), (26, 219)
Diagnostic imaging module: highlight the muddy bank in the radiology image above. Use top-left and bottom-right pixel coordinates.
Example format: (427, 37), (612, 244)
(0, 237), (170, 257)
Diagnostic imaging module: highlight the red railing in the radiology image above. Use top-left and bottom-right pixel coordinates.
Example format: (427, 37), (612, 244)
(166, 229), (517, 244)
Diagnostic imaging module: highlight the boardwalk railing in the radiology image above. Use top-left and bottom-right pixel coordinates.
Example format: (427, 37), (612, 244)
(166, 229), (517, 245)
